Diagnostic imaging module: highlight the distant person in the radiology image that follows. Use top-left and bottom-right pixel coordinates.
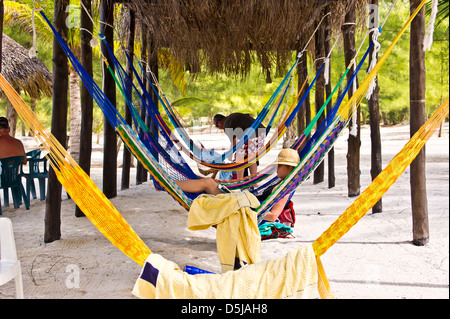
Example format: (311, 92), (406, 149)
(213, 113), (266, 179)
(0, 117), (27, 165)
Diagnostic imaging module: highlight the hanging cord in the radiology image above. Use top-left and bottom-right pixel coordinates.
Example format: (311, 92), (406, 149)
(298, 12), (332, 58)
(29, 5), (43, 58)
(349, 67), (358, 137)
(423, 0), (439, 51)
(324, 33), (342, 85)
(348, 0), (399, 134)
(345, 18), (368, 137)
(365, 0), (399, 99)
(78, 2), (103, 48)
(364, 26), (381, 99)
(80, 0), (114, 33)
(80, 0), (111, 47)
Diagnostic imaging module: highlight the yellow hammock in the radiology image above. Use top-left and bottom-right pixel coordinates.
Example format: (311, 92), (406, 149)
(314, 97), (449, 256)
(0, 73), (151, 267)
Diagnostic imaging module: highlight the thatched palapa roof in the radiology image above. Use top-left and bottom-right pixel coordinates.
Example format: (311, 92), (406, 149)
(1, 33), (52, 100)
(122, 0), (368, 76)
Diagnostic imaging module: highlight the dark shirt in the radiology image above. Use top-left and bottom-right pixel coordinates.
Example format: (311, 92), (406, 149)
(223, 113), (265, 141)
(253, 178), (282, 203)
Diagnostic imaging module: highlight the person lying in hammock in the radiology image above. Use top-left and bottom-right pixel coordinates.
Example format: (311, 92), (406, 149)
(175, 148), (300, 224)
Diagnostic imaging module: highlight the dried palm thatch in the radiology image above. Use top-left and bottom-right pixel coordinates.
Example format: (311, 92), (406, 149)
(1, 33), (52, 100)
(122, 0), (369, 76)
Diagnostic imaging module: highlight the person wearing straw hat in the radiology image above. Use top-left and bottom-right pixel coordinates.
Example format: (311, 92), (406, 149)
(0, 117), (27, 165)
(253, 148), (300, 224)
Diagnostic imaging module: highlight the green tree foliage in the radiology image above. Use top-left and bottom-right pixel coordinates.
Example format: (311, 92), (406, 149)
(1, 0), (448, 128)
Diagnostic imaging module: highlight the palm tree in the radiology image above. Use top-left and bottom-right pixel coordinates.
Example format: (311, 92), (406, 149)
(3, 0), (95, 163)
(427, 0), (449, 26)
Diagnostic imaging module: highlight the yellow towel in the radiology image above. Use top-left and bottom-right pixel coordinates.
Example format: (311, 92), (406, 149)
(187, 191), (261, 272)
(132, 244), (334, 299)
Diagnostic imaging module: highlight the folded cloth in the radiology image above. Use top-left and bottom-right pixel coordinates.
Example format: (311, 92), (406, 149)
(187, 191), (260, 272)
(132, 244), (334, 299)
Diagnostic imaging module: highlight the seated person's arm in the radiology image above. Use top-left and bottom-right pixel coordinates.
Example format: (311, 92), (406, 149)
(19, 142), (27, 165)
(263, 195), (289, 222)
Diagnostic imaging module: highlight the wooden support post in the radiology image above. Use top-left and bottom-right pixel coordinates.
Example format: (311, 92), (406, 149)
(121, 9), (135, 190)
(100, 0), (117, 198)
(45, 0), (69, 242)
(410, 0), (429, 245)
(75, 0), (94, 217)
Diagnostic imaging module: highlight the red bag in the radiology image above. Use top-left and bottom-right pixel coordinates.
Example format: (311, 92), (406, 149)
(278, 201), (295, 227)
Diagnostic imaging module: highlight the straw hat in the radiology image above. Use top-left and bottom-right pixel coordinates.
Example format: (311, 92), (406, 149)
(273, 148), (300, 167)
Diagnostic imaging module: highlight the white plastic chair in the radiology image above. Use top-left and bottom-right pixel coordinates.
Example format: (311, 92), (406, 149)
(0, 217), (24, 298)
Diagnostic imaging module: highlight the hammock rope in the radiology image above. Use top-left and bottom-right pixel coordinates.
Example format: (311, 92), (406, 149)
(130, 12), (332, 167)
(131, 48), (300, 169)
(37, 6), (195, 209)
(256, 0), (428, 219)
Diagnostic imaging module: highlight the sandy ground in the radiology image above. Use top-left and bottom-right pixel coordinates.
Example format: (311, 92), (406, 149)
(0, 123), (448, 299)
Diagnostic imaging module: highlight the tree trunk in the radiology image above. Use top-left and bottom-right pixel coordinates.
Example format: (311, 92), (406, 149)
(324, 6), (335, 189)
(314, 16), (325, 185)
(296, 50), (308, 140)
(121, 9), (135, 190)
(75, 0), (94, 218)
(410, 0), (428, 246)
(368, 0), (383, 213)
(69, 70), (82, 163)
(283, 125), (296, 148)
(283, 49), (298, 148)
(342, 4), (361, 197)
(136, 24), (148, 185)
(100, 0), (117, 198)
(45, 0), (69, 243)
(146, 33), (159, 182)
(6, 99), (17, 137)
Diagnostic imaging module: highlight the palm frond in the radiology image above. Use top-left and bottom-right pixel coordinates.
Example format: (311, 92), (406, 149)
(3, 1), (53, 42)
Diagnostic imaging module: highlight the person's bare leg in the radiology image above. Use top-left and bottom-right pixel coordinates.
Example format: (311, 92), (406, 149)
(235, 145), (246, 179)
(249, 163), (257, 176)
(236, 168), (244, 179)
(175, 178), (221, 195)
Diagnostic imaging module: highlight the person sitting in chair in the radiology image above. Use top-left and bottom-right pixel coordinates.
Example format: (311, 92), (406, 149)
(0, 117), (27, 165)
